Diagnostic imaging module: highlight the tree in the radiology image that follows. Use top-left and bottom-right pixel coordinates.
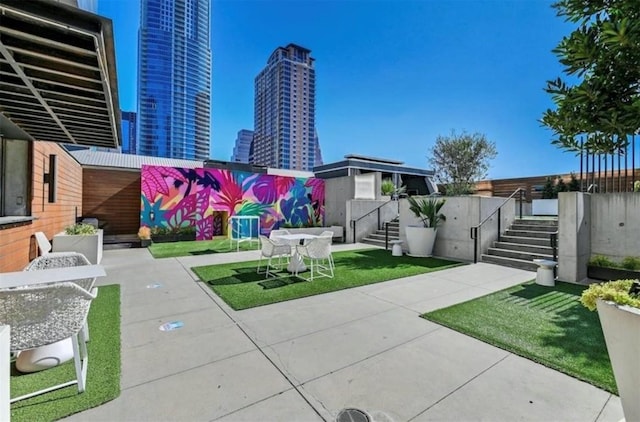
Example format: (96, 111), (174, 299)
(428, 130), (497, 196)
(542, 177), (556, 199)
(555, 177), (568, 196)
(541, 0), (640, 155)
(568, 172), (581, 191)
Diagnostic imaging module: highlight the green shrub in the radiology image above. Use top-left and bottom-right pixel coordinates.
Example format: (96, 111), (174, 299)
(64, 223), (97, 235)
(588, 255), (617, 268)
(580, 279), (640, 311)
(621, 256), (640, 271)
(381, 179), (395, 195)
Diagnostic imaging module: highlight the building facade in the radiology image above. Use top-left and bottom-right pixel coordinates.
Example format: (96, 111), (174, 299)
(121, 111), (137, 154)
(230, 129), (253, 163)
(137, 0), (212, 160)
(252, 44), (318, 171)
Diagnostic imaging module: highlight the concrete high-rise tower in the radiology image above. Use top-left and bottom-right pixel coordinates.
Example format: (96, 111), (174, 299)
(252, 44), (317, 171)
(137, 0), (211, 160)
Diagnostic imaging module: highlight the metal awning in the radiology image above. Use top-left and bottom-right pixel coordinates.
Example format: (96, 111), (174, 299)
(0, 0), (120, 148)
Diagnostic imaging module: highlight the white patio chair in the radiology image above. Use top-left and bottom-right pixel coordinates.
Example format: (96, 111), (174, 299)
(257, 235), (292, 278)
(295, 236), (334, 281)
(0, 282), (97, 403)
(34, 232), (52, 256)
(24, 252), (96, 342)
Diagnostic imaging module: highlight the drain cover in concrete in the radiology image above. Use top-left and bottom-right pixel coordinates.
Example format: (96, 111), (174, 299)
(336, 408), (370, 422)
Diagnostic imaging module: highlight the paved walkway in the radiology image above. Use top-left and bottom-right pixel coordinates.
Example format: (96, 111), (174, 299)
(69, 244), (623, 422)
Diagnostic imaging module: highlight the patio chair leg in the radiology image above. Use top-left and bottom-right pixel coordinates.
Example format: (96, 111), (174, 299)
(72, 334), (86, 393)
(256, 255), (263, 274)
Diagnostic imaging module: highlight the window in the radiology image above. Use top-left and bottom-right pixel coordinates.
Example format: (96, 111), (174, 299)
(0, 138), (31, 218)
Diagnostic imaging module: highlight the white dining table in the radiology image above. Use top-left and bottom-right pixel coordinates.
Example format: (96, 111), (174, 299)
(0, 264), (106, 289)
(272, 233), (318, 273)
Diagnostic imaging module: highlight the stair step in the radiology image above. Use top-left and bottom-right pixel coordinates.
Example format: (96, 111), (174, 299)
(500, 235), (552, 247)
(487, 248), (554, 261)
(510, 224), (559, 232)
(514, 218), (558, 226)
(494, 241), (553, 255)
(361, 238), (389, 248)
(505, 230), (557, 239)
(481, 255), (539, 272)
(367, 233), (400, 241)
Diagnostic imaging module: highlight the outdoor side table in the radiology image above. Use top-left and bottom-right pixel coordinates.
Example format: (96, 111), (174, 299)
(390, 240), (403, 257)
(533, 259), (556, 286)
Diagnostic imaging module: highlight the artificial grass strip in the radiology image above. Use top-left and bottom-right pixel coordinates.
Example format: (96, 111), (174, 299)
(10, 284), (121, 421)
(192, 248), (461, 310)
(422, 281), (616, 394)
(149, 236), (258, 258)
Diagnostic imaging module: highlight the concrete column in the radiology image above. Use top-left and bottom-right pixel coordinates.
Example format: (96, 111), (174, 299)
(1, 325), (9, 422)
(558, 192), (591, 283)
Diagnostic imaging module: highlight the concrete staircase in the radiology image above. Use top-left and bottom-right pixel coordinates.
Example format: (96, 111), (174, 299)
(361, 219), (400, 249)
(481, 218), (558, 271)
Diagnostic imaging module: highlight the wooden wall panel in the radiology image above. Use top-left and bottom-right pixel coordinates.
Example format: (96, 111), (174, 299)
(82, 168), (141, 235)
(0, 142), (82, 272)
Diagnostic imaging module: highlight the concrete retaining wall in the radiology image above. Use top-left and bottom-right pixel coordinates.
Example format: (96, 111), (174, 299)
(558, 192), (639, 283)
(348, 200), (397, 243)
(399, 196), (515, 262)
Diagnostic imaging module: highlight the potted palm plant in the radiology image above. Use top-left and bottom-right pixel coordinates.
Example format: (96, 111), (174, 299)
(405, 196), (446, 257)
(581, 279), (640, 422)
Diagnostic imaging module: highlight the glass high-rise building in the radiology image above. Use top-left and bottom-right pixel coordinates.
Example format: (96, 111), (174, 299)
(120, 111), (137, 154)
(230, 129), (253, 163)
(137, 0), (211, 160)
(252, 44), (317, 171)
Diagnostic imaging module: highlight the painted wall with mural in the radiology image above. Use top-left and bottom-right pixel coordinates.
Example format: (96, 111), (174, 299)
(140, 165), (325, 240)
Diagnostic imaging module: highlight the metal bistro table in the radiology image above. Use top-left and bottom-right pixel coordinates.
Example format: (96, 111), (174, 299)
(272, 233), (318, 273)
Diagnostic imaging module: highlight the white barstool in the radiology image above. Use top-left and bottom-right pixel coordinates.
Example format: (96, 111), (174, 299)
(390, 240), (403, 257)
(533, 259), (557, 286)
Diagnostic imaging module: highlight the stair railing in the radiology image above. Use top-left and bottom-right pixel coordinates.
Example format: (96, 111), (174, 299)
(350, 200), (393, 243)
(470, 187), (525, 263)
(550, 230), (558, 278)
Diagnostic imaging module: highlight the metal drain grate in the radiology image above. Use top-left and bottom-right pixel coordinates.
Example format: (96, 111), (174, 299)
(336, 408), (370, 422)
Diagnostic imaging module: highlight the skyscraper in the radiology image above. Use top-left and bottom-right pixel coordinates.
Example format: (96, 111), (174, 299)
(137, 0), (212, 160)
(120, 111), (137, 154)
(252, 44), (317, 171)
(230, 129), (253, 163)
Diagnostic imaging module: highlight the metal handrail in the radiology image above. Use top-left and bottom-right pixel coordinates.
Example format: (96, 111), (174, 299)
(350, 200), (393, 243)
(470, 187), (526, 263)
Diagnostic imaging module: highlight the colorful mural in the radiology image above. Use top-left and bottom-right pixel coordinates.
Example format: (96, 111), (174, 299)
(140, 165), (325, 240)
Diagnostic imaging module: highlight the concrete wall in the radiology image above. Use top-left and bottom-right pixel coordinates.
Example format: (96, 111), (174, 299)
(348, 199), (397, 242)
(324, 175), (354, 228)
(558, 192), (639, 283)
(590, 193), (640, 260)
(399, 195), (515, 262)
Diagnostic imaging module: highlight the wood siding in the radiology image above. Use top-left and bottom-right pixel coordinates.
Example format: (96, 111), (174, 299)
(82, 168), (140, 235)
(0, 142), (82, 272)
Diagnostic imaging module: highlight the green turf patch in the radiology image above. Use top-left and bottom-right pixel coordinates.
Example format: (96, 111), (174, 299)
(10, 284), (121, 421)
(149, 236), (258, 258)
(192, 248), (461, 310)
(422, 281), (616, 394)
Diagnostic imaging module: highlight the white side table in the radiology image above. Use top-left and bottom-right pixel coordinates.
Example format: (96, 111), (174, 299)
(533, 259), (556, 286)
(390, 240), (403, 256)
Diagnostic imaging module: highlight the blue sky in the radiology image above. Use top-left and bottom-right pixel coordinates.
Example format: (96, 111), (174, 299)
(98, 0), (578, 179)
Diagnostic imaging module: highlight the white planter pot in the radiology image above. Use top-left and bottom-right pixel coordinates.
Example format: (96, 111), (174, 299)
(596, 299), (640, 422)
(532, 199), (558, 216)
(405, 226), (437, 257)
(52, 229), (103, 264)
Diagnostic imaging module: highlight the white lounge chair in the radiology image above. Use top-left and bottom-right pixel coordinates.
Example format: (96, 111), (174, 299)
(257, 235), (291, 278)
(34, 231), (51, 256)
(295, 236), (334, 281)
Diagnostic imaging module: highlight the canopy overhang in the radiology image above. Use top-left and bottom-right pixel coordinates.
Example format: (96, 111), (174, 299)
(0, 0), (120, 148)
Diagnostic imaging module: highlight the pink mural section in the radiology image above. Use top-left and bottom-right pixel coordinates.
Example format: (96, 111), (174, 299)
(140, 165), (325, 240)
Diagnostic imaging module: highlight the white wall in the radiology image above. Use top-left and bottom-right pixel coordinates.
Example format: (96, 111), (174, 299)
(558, 192), (591, 283)
(324, 176), (354, 227)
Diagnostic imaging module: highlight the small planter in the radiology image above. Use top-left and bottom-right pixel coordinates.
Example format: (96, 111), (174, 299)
(596, 299), (640, 421)
(151, 233), (196, 243)
(139, 239), (151, 248)
(177, 233), (196, 242)
(587, 265), (640, 281)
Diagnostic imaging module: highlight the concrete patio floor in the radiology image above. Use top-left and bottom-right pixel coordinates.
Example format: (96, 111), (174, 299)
(68, 244), (623, 422)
